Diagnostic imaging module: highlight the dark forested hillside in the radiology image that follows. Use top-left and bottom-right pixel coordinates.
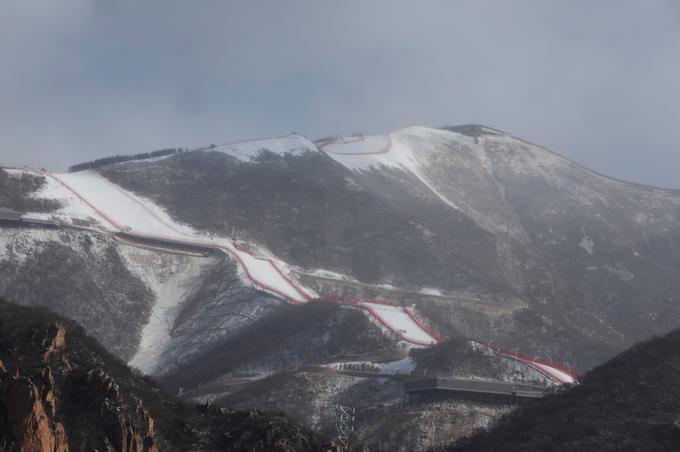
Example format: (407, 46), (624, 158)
(0, 298), (324, 451)
(448, 329), (680, 452)
(162, 300), (400, 391)
(0, 169), (59, 213)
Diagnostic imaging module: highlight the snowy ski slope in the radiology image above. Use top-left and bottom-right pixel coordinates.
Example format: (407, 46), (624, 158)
(46, 170), (315, 304)
(1, 131), (583, 384)
(34, 167), (440, 347)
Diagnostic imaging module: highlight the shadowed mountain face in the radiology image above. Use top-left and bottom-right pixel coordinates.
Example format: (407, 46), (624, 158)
(161, 300), (400, 392)
(448, 328), (680, 452)
(98, 125), (680, 369)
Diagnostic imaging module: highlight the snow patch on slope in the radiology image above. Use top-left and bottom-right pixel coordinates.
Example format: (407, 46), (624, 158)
(214, 134), (316, 162)
(579, 236), (594, 255)
(122, 246), (215, 374)
(360, 301), (438, 345)
(322, 127), (464, 212)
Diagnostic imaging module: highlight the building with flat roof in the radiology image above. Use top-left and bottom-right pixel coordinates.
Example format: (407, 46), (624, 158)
(404, 376), (546, 405)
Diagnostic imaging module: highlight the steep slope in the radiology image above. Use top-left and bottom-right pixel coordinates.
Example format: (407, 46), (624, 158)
(0, 168), (334, 386)
(3, 123), (677, 448)
(0, 227), (154, 361)
(0, 297), (323, 451)
(2, 124), (679, 416)
(162, 301), (401, 392)
(448, 328), (680, 452)
(99, 145), (503, 292)
(96, 125), (680, 369)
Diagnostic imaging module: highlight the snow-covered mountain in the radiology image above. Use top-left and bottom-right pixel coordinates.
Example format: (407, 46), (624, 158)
(2, 123), (679, 446)
(91, 124), (680, 367)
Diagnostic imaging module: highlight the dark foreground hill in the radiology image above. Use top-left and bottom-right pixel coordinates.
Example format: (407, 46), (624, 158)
(0, 298), (325, 451)
(448, 329), (680, 452)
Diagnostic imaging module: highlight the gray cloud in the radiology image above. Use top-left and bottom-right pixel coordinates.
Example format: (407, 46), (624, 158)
(1, 0), (679, 188)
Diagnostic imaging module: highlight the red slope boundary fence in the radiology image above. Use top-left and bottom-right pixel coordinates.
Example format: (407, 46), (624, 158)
(480, 343), (580, 384)
(41, 169), (313, 304)
(93, 171), (314, 303)
(321, 295), (439, 346)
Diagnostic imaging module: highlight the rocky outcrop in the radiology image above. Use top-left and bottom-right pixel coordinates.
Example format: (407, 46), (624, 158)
(87, 369), (158, 452)
(0, 322), (69, 451)
(0, 375), (68, 452)
(42, 322), (66, 361)
(0, 298), (325, 451)
(1, 322), (159, 452)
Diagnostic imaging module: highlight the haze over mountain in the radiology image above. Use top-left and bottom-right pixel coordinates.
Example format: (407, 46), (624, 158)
(3, 1), (679, 450)
(1, 123), (679, 448)
(3, 1), (680, 188)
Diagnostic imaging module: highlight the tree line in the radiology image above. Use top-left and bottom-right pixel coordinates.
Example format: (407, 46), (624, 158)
(68, 147), (188, 173)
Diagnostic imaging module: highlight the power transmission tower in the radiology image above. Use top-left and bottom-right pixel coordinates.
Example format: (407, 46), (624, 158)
(335, 404), (356, 449)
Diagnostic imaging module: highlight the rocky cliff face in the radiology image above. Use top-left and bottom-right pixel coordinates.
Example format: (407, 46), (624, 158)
(0, 371), (69, 452)
(0, 319), (158, 452)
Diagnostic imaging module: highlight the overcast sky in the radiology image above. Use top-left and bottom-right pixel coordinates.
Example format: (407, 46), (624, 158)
(2, 1), (680, 187)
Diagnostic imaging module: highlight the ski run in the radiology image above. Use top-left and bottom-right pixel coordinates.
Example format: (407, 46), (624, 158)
(2, 128), (580, 384)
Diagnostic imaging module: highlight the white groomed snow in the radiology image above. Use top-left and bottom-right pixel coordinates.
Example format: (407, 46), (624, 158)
(28, 169), (110, 225)
(419, 287), (443, 296)
(31, 170), (316, 305)
(322, 128), (464, 212)
(306, 268), (358, 282)
(10, 143), (441, 348)
(320, 134), (389, 156)
(55, 171), (196, 237)
(532, 362), (576, 384)
(360, 302), (437, 345)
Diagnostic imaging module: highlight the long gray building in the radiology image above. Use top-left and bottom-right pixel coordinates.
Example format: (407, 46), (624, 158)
(404, 376), (547, 405)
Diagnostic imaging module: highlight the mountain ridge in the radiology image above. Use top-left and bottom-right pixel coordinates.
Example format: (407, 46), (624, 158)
(2, 123), (680, 448)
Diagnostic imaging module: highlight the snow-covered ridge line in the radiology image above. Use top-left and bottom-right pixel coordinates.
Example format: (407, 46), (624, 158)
(212, 133), (317, 162)
(318, 133), (392, 155)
